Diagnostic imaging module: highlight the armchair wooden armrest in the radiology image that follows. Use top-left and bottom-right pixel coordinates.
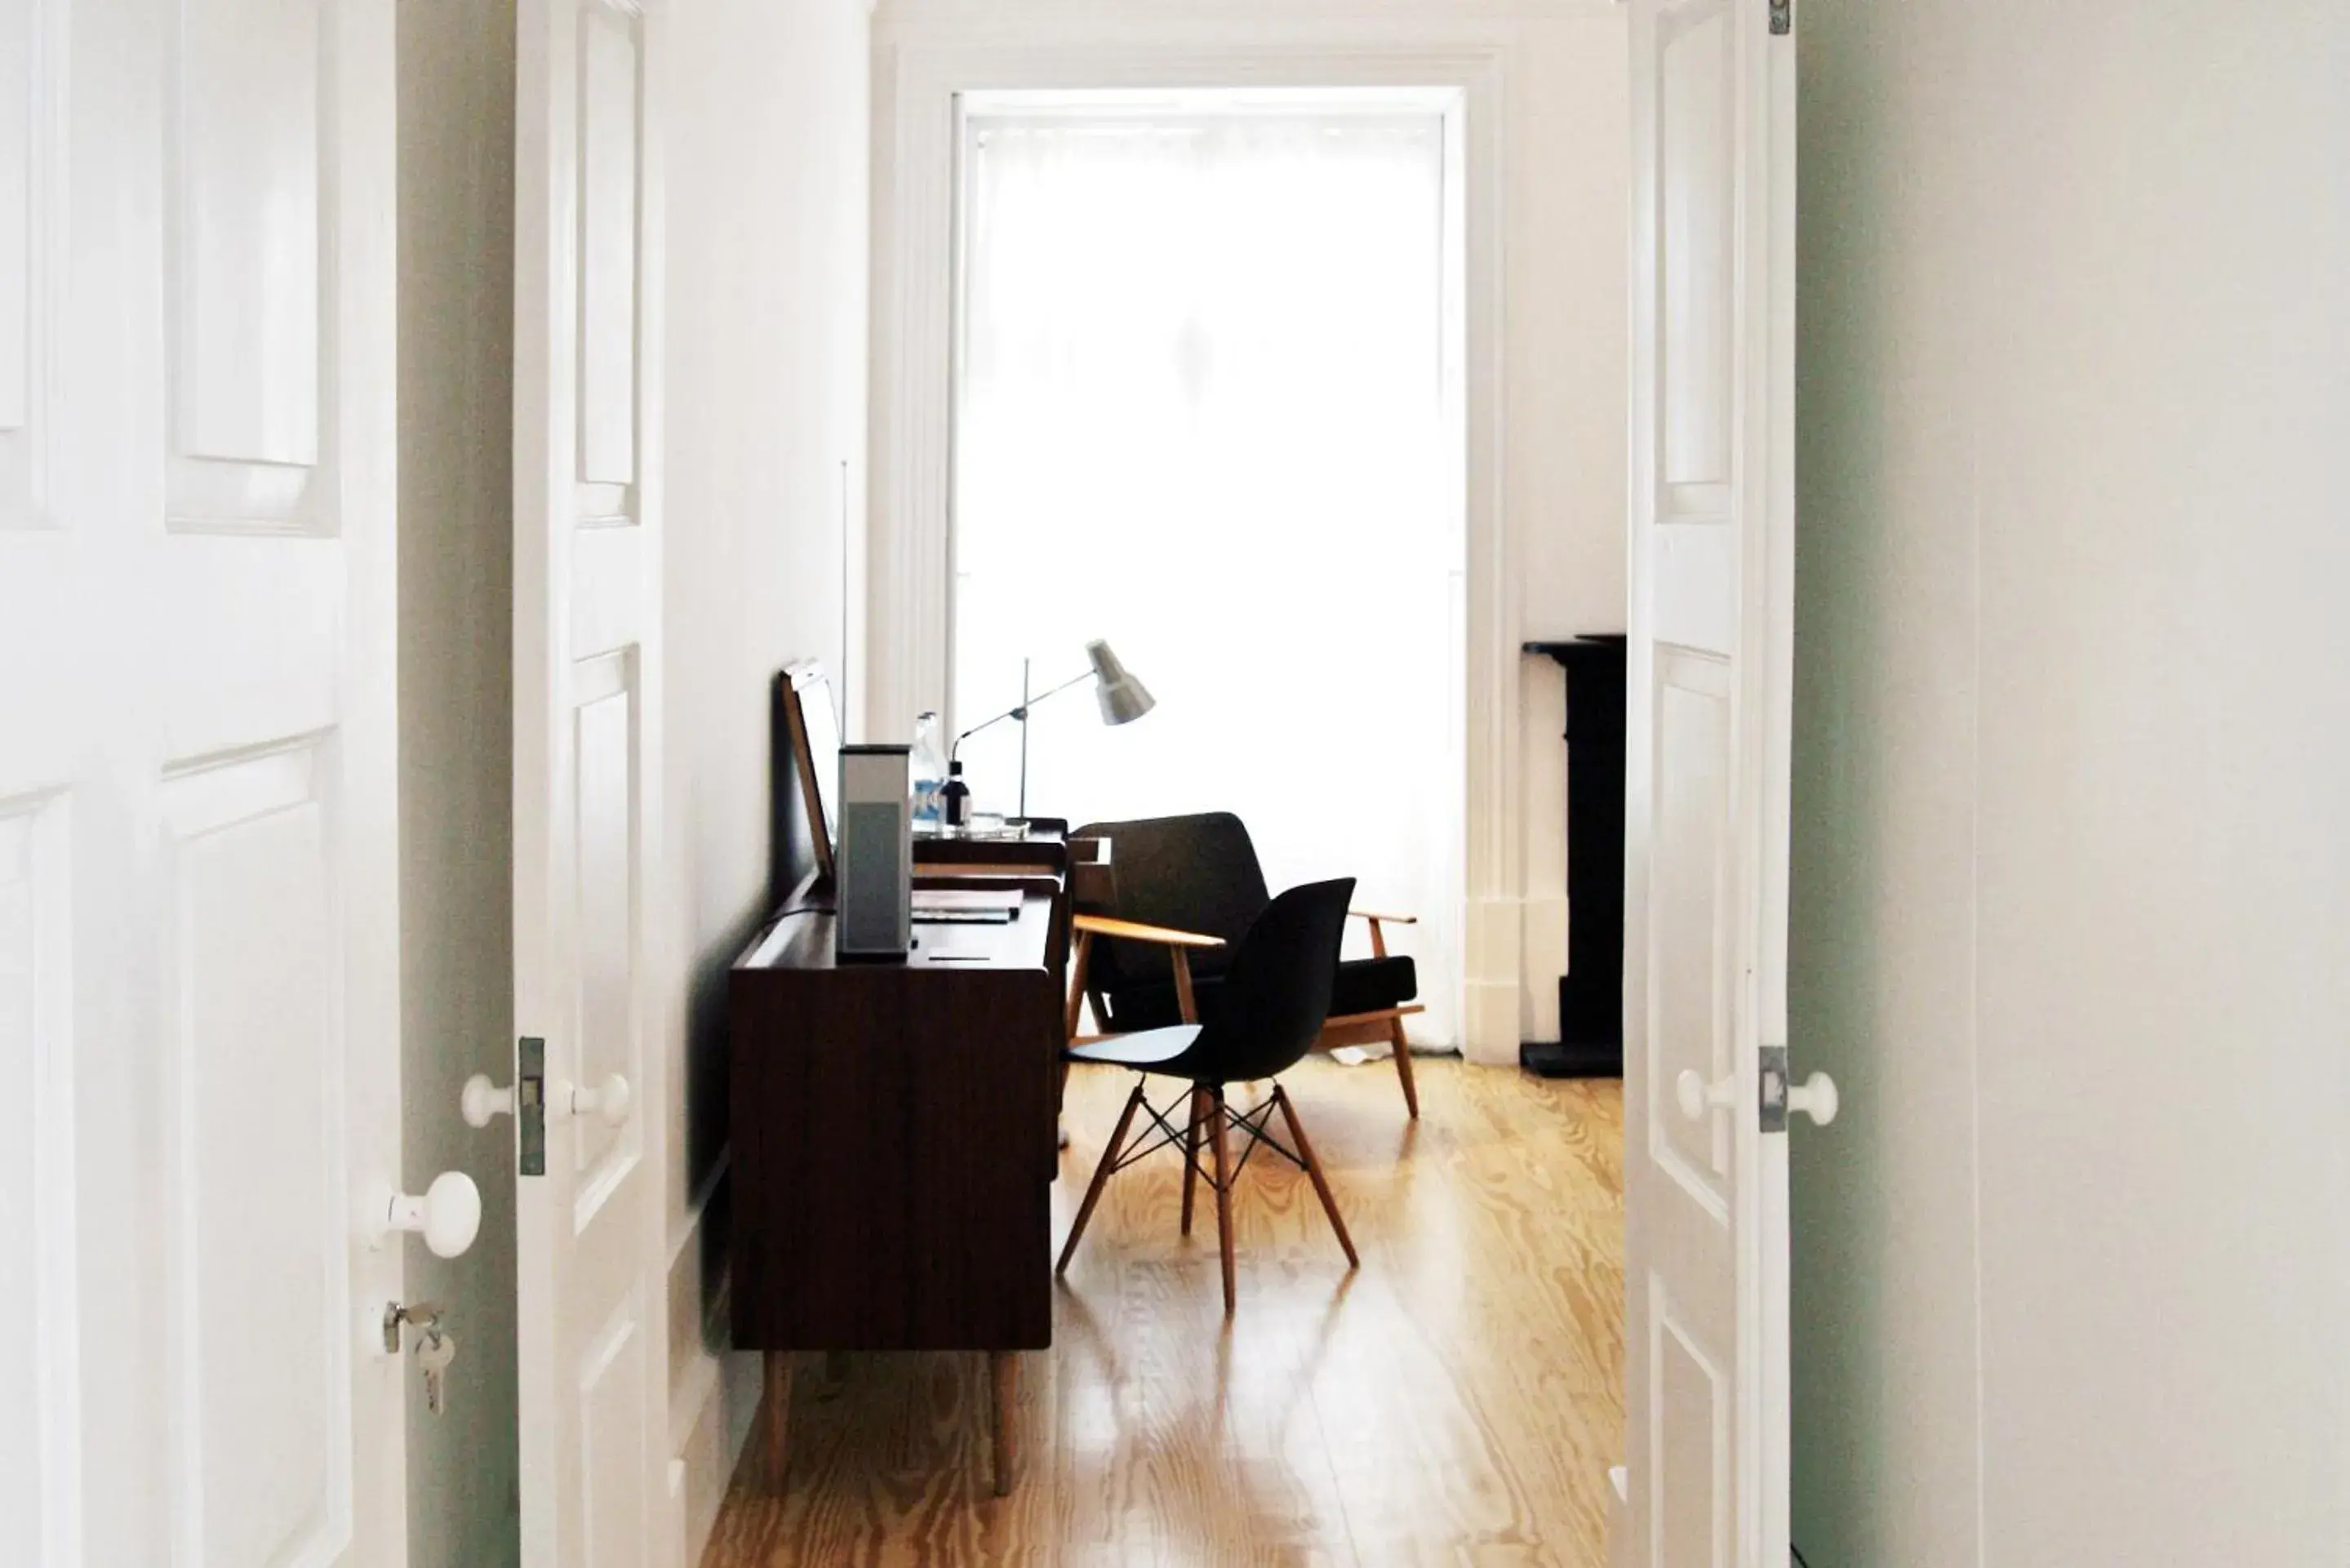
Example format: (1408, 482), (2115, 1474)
(1347, 907), (1416, 959)
(1071, 913), (1225, 948)
(1066, 915), (1224, 1035)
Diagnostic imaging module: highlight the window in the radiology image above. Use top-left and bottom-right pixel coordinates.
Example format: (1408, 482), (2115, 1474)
(953, 91), (1466, 1045)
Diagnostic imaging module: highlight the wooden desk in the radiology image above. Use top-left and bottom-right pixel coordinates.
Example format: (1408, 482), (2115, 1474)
(729, 873), (1064, 1496)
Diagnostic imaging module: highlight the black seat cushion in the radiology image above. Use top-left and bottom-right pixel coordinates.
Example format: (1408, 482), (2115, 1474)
(1331, 954), (1419, 1016)
(1097, 954), (1419, 1035)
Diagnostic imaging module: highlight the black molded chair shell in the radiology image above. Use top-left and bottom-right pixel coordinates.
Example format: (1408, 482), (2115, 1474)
(1066, 877), (1355, 1086)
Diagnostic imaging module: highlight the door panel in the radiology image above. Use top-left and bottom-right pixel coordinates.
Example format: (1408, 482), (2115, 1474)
(167, 748), (344, 1568)
(1660, 3), (1734, 500)
(1656, 1305), (1728, 1568)
(177, 0), (321, 469)
(514, 0), (668, 1559)
(0, 796), (71, 1567)
(0, 0), (405, 1562)
(576, 3), (639, 488)
(1619, 0), (1799, 1563)
(571, 658), (637, 1193)
(578, 1295), (655, 1568)
(1651, 654), (1732, 1203)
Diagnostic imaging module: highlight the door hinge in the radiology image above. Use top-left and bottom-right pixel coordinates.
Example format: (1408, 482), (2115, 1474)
(517, 1035), (547, 1177)
(1769, 0), (1792, 36)
(1759, 1044), (1789, 1133)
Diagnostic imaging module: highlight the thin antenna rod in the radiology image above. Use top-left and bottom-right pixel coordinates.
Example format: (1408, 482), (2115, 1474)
(838, 457), (852, 739)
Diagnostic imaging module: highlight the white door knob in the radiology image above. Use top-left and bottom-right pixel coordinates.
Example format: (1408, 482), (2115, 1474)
(562, 1073), (633, 1129)
(460, 1074), (513, 1128)
(377, 1171), (483, 1259)
(1787, 1071), (1840, 1126)
(1675, 1068), (1736, 1122)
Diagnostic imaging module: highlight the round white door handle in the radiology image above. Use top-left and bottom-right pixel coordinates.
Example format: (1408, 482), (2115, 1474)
(460, 1074), (513, 1129)
(566, 1073), (633, 1129)
(1675, 1068), (1736, 1122)
(381, 1171), (482, 1259)
(1787, 1071), (1840, 1127)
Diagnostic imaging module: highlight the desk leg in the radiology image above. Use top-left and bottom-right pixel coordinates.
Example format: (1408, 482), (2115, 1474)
(762, 1351), (794, 1493)
(988, 1350), (1020, 1496)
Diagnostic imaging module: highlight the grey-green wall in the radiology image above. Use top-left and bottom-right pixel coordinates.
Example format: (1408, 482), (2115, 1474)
(1790, 2), (2350, 1564)
(397, 0), (520, 1563)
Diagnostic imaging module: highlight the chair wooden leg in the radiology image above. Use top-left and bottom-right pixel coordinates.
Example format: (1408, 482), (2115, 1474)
(1210, 1086), (1237, 1314)
(762, 1351), (794, 1493)
(1180, 1085), (1206, 1237)
(1056, 1082), (1145, 1275)
(1388, 1015), (1421, 1119)
(989, 1350), (1020, 1496)
(1275, 1083), (1360, 1269)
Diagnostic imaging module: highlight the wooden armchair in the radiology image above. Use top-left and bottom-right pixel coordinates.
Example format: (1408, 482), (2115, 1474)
(1063, 813), (1426, 1117)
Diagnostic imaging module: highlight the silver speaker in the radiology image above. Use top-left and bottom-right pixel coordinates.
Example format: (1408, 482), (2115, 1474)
(835, 744), (912, 959)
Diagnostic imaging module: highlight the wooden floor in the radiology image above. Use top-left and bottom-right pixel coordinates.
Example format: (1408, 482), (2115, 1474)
(703, 1056), (1624, 1568)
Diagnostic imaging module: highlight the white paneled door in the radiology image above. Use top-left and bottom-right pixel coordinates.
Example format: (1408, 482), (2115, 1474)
(0, 0), (410, 1562)
(1618, 1), (1829, 1566)
(512, 0), (670, 1561)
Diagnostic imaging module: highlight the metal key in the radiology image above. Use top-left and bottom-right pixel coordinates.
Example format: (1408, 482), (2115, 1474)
(415, 1324), (458, 1416)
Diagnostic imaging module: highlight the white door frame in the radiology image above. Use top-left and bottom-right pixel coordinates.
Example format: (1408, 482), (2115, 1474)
(868, 18), (1518, 1055)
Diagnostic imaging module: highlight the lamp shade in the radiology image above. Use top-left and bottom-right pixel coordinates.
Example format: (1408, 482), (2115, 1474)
(1086, 639), (1155, 726)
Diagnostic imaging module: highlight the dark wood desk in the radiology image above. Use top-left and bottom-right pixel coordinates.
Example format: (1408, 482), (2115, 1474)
(728, 854), (1066, 1495)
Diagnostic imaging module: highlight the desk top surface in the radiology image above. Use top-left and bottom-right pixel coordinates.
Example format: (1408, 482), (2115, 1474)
(738, 889), (1055, 974)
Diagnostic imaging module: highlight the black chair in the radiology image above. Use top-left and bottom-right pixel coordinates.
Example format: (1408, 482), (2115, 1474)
(1068, 812), (1425, 1117)
(1056, 877), (1362, 1314)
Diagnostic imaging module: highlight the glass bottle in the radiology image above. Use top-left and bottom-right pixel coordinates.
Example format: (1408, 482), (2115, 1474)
(940, 758), (972, 833)
(909, 710), (947, 829)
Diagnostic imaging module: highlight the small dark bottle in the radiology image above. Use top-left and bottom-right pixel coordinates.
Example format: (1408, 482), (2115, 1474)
(940, 758), (972, 831)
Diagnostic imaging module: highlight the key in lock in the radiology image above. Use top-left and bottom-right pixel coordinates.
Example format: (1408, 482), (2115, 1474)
(415, 1324), (458, 1417)
(382, 1299), (459, 1416)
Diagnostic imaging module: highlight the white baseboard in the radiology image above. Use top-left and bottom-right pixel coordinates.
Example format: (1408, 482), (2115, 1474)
(1461, 977), (1522, 1065)
(666, 1155), (758, 1568)
(1520, 892), (1567, 1041)
(673, 1344), (761, 1568)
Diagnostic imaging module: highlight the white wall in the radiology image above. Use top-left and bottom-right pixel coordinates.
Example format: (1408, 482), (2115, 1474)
(660, 0), (871, 1557)
(1790, 3), (2350, 1563)
(398, 2), (520, 1563)
(868, 0), (1628, 1059)
(1506, 20), (1628, 1047)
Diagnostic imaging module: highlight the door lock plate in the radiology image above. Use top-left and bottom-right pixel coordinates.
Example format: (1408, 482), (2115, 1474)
(518, 1035), (546, 1176)
(1759, 1045), (1789, 1133)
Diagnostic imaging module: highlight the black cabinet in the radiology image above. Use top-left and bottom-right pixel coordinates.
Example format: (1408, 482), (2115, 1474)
(1522, 637), (1626, 1078)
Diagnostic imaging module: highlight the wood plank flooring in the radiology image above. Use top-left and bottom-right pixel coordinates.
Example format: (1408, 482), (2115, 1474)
(703, 1056), (1624, 1568)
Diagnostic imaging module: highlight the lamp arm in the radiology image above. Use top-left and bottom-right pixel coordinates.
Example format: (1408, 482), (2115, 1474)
(949, 667), (1094, 759)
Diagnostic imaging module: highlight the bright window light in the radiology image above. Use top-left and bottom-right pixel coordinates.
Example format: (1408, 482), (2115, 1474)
(952, 91), (1467, 1046)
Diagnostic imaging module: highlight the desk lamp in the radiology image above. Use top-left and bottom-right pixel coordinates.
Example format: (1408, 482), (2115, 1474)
(950, 639), (1155, 822)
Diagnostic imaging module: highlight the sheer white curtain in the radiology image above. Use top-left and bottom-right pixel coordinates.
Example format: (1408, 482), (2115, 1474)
(953, 107), (1464, 1046)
